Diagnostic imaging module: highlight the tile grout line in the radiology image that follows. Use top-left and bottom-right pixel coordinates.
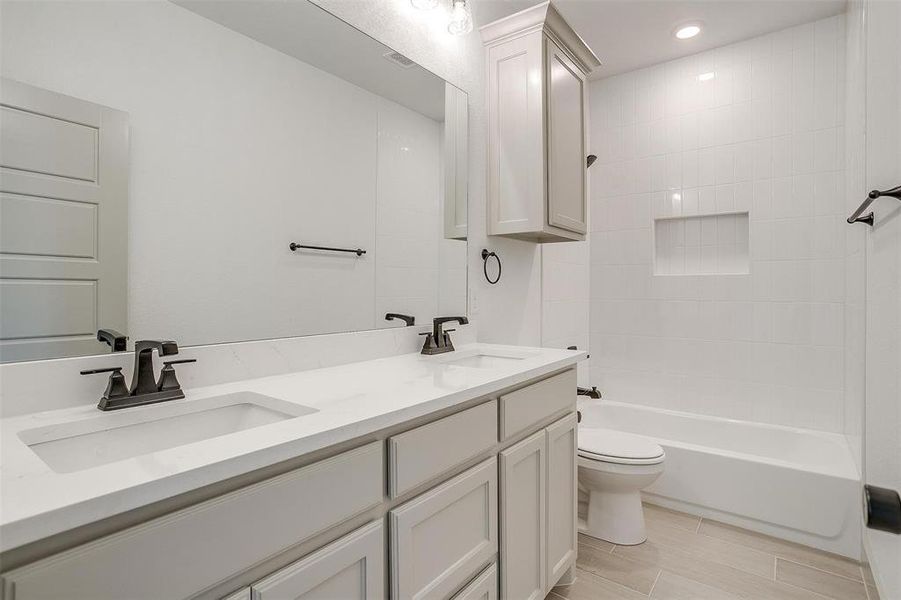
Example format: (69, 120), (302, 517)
(773, 556), (778, 581)
(776, 556), (867, 585)
(695, 516), (703, 533)
(776, 577), (851, 600)
(647, 569), (662, 598)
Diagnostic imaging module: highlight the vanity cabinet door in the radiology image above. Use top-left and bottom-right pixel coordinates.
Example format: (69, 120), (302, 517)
(499, 430), (546, 600)
(390, 457), (498, 600)
(545, 413), (578, 588)
(251, 521), (384, 600)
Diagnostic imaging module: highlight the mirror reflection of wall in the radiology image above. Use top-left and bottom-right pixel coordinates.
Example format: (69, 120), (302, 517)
(0, 0), (467, 363)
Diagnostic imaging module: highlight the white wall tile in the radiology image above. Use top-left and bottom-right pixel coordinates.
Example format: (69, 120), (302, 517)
(589, 14), (848, 432)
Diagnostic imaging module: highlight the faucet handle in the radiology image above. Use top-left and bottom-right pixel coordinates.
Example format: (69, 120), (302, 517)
(80, 367), (130, 402)
(158, 359), (196, 392)
(80, 366), (124, 376)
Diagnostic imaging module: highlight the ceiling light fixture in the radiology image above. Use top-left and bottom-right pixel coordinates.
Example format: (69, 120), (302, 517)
(410, 0), (439, 9)
(698, 71), (715, 82)
(447, 0), (473, 35)
(674, 23), (702, 40)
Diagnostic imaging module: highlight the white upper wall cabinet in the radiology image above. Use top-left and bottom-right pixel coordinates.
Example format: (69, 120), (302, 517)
(481, 1), (600, 243)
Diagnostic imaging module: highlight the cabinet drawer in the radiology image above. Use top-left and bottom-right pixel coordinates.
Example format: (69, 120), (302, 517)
(389, 400), (497, 498)
(1, 442), (384, 600)
(499, 369), (575, 440)
(452, 563), (497, 600)
(390, 457), (498, 600)
(251, 521), (383, 600)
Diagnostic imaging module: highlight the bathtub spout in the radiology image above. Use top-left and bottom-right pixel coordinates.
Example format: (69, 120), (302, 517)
(578, 386), (602, 399)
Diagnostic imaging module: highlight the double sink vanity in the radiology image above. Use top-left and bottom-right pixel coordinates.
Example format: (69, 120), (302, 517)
(0, 342), (586, 599)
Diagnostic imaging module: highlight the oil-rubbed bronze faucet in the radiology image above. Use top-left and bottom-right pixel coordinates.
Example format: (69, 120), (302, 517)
(420, 316), (468, 355)
(80, 340), (195, 410)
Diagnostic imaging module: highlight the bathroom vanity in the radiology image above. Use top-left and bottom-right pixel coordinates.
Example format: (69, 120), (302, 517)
(0, 345), (585, 599)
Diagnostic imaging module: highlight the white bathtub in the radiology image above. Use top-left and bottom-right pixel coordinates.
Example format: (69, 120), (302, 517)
(579, 400), (862, 558)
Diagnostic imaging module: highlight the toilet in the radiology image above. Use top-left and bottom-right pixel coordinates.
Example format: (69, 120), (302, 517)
(577, 427), (665, 545)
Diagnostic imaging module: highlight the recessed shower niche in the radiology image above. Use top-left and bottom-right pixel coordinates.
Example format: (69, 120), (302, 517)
(653, 212), (750, 276)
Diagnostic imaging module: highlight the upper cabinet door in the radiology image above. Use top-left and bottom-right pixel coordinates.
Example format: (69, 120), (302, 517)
(545, 39), (588, 235)
(486, 31), (546, 237)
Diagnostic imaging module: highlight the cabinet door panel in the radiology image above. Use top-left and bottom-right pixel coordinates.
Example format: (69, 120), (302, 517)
(487, 32), (545, 235)
(251, 521), (384, 600)
(499, 431), (546, 600)
(545, 38), (587, 235)
(546, 413), (578, 588)
(390, 458), (498, 600)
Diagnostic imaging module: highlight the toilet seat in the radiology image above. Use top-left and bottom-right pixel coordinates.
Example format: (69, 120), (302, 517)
(578, 428), (664, 465)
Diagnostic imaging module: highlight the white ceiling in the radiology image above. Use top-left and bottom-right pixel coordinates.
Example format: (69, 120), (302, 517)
(474, 0), (847, 78)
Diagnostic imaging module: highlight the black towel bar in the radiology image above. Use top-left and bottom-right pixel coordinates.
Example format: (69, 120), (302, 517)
(847, 185), (901, 226)
(289, 242), (366, 256)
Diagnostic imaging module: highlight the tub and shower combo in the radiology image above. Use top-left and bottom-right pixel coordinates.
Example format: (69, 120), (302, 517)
(578, 400), (861, 558)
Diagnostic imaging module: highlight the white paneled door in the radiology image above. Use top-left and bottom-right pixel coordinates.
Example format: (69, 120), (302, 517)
(0, 78), (128, 362)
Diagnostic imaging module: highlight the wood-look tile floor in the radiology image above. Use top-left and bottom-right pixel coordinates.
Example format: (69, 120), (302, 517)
(546, 504), (881, 600)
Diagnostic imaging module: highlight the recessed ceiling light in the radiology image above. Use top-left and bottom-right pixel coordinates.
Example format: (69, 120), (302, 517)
(674, 24), (702, 40)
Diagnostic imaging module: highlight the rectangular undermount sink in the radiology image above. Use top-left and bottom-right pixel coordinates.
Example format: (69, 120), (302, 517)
(19, 392), (317, 474)
(441, 353), (528, 369)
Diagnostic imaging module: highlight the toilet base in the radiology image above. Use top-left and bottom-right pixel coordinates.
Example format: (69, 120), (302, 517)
(583, 489), (648, 545)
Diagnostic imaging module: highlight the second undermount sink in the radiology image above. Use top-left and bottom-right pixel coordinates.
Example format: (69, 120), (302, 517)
(18, 392), (317, 474)
(441, 353), (528, 369)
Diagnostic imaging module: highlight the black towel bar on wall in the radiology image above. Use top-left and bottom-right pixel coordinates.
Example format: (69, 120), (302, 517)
(847, 185), (901, 226)
(289, 242), (366, 256)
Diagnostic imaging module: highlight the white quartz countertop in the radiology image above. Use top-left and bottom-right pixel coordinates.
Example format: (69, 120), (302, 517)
(0, 343), (585, 553)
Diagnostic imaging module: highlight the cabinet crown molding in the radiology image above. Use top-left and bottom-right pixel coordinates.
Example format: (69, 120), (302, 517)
(479, 1), (601, 75)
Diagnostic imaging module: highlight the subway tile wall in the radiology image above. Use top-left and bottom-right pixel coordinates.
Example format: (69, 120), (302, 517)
(589, 15), (847, 431)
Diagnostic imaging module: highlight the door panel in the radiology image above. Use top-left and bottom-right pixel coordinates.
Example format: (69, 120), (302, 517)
(487, 32), (544, 234)
(499, 430), (546, 600)
(0, 78), (128, 362)
(545, 39), (587, 235)
(390, 457), (497, 600)
(251, 521), (384, 600)
(546, 413), (578, 588)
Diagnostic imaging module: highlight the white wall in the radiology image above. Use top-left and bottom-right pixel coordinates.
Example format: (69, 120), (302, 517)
(0, 0), (464, 347)
(588, 15), (849, 432)
(541, 243), (590, 386)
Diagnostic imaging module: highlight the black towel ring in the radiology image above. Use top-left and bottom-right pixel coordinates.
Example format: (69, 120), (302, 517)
(481, 249), (501, 284)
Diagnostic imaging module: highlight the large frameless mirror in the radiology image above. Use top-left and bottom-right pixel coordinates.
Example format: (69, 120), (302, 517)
(0, 0), (468, 363)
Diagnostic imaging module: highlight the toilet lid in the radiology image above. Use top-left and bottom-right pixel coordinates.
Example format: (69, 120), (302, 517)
(578, 428), (664, 463)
